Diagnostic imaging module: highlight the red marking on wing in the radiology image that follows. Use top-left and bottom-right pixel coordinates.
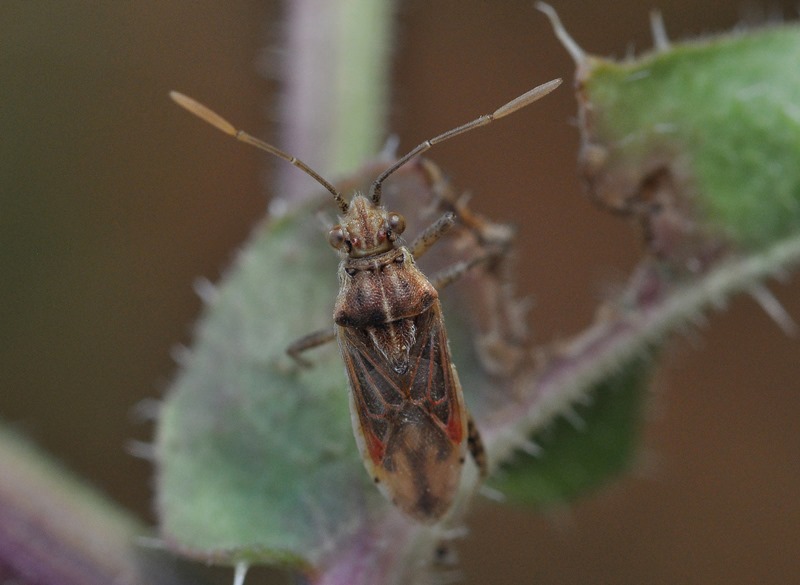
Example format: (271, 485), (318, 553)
(405, 303), (465, 445)
(445, 393), (464, 444)
(363, 426), (385, 463)
(339, 328), (403, 466)
(436, 340), (464, 445)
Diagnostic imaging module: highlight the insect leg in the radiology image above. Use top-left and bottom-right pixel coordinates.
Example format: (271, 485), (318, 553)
(429, 247), (500, 291)
(286, 327), (336, 367)
(421, 162), (530, 371)
(409, 212), (456, 260)
(418, 158), (516, 250)
(419, 158), (532, 377)
(467, 413), (488, 477)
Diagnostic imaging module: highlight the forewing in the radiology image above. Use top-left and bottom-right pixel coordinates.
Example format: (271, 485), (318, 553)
(337, 325), (406, 468)
(338, 301), (469, 522)
(405, 301), (467, 447)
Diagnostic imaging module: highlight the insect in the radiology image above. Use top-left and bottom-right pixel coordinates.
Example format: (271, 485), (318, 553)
(170, 77), (561, 522)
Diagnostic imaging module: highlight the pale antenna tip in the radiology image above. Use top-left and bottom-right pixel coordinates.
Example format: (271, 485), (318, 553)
(540, 77), (564, 93)
(493, 78), (562, 119)
(535, 2), (587, 66)
(168, 90), (198, 113)
(650, 10), (671, 51)
(169, 90), (238, 137)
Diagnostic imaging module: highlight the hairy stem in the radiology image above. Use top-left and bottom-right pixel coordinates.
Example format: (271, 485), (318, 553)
(0, 424), (211, 585)
(276, 0), (394, 203)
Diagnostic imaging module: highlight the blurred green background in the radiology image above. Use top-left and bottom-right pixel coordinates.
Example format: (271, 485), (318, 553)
(1, 1), (798, 583)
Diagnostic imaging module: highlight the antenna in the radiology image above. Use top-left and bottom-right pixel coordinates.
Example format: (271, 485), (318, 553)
(169, 91), (349, 214)
(368, 78), (562, 204)
(171, 78), (562, 213)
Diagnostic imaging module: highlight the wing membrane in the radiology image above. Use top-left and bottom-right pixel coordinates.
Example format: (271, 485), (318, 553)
(338, 300), (468, 522)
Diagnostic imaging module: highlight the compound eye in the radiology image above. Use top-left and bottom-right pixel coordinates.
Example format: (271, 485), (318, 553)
(328, 225), (346, 249)
(387, 212), (406, 235)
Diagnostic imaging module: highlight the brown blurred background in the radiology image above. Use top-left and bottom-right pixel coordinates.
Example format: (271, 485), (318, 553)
(1, 1), (798, 584)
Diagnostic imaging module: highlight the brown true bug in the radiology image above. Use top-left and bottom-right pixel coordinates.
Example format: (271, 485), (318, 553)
(170, 78), (561, 523)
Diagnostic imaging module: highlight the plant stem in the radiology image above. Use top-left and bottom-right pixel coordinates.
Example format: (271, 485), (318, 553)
(0, 424), (211, 585)
(276, 0), (394, 204)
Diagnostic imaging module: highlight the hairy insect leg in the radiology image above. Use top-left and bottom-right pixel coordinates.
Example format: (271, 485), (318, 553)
(419, 158), (533, 378)
(418, 158), (516, 250)
(286, 327), (336, 367)
(409, 212), (457, 260)
(466, 413), (488, 478)
(436, 239), (532, 378)
(430, 248), (500, 291)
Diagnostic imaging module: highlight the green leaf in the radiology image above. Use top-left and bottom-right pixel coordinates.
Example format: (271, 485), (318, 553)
(489, 15), (800, 510)
(579, 25), (800, 252)
(491, 354), (652, 506)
